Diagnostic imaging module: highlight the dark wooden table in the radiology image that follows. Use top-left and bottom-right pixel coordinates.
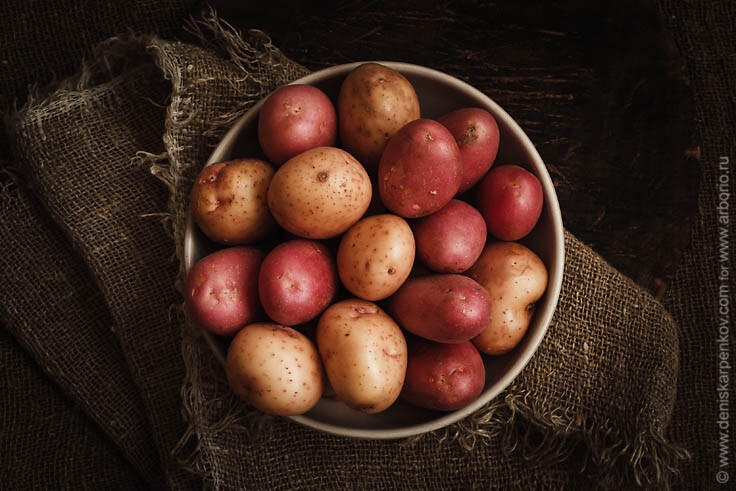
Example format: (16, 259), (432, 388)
(209, 0), (699, 299)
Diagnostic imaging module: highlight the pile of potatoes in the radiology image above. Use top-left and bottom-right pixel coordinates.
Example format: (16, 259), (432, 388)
(185, 62), (548, 417)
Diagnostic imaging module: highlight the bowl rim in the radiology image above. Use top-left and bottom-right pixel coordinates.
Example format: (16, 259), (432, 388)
(184, 61), (565, 440)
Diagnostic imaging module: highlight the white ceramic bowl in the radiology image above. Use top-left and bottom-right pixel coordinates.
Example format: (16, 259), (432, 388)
(184, 61), (564, 439)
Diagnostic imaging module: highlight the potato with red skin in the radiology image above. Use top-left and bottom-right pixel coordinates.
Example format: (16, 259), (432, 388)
(387, 274), (490, 344)
(190, 159), (277, 245)
(402, 340), (485, 411)
(378, 118), (462, 218)
(413, 199), (487, 273)
(438, 107), (500, 194)
(257, 84), (337, 166)
(338, 62), (420, 173)
(185, 246), (264, 336)
(226, 322), (324, 416)
(258, 239), (338, 326)
(466, 241), (548, 355)
(317, 299), (407, 414)
(337, 214), (415, 301)
(476, 164), (543, 241)
(267, 146), (372, 239)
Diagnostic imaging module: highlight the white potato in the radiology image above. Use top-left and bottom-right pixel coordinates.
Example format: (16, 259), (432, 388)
(316, 299), (407, 413)
(338, 62), (421, 173)
(336, 214), (415, 301)
(466, 241), (548, 355)
(190, 158), (277, 245)
(226, 322), (324, 416)
(266, 146), (372, 239)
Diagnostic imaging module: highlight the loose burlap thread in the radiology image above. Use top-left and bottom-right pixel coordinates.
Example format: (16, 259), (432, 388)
(2, 8), (698, 490)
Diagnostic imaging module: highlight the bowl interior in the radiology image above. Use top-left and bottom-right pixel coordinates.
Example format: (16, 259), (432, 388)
(184, 62), (564, 439)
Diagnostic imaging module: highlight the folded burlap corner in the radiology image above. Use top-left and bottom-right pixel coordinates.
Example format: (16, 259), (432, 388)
(4, 10), (689, 490)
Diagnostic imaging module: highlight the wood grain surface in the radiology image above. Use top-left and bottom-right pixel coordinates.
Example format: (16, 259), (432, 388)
(207, 0), (699, 298)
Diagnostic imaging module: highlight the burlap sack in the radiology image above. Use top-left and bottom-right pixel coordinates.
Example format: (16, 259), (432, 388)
(5, 11), (690, 489)
(0, 325), (145, 489)
(658, 0), (736, 486)
(0, 172), (164, 488)
(6, 43), (198, 490)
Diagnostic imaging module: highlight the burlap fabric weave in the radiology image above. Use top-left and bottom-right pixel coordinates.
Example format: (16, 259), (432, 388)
(1, 3), (731, 489)
(658, 0), (736, 486)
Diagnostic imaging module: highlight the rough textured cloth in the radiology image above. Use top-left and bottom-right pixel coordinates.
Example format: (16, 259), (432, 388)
(0, 326), (145, 490)
(7, 61), (199, 491)
(0, 2), (731, 489)
(0, 173), (164, 488)
(658, 0), (736, 487)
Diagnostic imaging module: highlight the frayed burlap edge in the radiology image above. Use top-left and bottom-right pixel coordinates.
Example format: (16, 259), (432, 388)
(408, 386), (690, 490)
(503, 389), (689, 489)
(144, 7), (309, 281)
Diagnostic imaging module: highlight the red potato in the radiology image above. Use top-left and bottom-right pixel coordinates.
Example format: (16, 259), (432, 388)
(258, 84), (337, 166)
(438, 107), (500, 193)
(413, 199), (487, 273)
(476, 164), (543, 241)
(189, 158), (277, 245)
(185, 246), (264, 336)
(378, 118), (463, 218)
(387, 274), (490, 344)
(466, 241), (548, 355)
(258, 239), (338, 326)
(402, 340), (485, 411)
